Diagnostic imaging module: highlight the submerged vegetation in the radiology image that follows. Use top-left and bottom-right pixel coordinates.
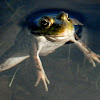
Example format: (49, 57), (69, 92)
(67, 45), (100, 90)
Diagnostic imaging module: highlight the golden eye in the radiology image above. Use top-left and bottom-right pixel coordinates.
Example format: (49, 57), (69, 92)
(57, 11), (68, 21)
(39, 17), (51, 29)
(40, 19), (50, 28)
(67, 18), (70, 21)
(39, 16), (54, 29)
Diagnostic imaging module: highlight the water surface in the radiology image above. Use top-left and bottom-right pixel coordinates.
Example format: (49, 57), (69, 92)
(0, 0), (100, 100)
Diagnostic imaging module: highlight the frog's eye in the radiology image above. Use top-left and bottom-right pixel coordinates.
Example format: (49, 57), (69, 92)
(40, 19), (49, 28)
(39, 17), (53, 29)
(67, 18), (70, 21)
(57, 11), (68, 21)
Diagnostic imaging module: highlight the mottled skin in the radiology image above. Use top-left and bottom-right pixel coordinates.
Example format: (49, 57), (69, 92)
(0, 11), (100, 91)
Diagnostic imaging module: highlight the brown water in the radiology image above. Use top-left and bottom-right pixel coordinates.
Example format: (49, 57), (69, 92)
(0, 0), (100, 100)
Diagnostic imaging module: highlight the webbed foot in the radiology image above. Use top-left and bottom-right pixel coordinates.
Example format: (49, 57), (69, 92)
(34, 70), (50, 91)
(85, 51), (100, 67)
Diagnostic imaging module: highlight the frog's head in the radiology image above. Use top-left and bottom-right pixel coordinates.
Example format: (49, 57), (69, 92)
(28, 11), (83, 37)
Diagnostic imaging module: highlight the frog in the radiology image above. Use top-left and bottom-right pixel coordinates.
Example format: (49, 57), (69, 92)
(0, 11), (100, 91)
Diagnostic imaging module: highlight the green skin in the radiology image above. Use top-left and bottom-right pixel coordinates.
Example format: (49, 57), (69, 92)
(35, 12), (74, 36)
(38, 20), (74, 36)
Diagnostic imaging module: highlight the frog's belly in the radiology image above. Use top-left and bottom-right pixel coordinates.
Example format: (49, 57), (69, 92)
(39, 41), (65, 56)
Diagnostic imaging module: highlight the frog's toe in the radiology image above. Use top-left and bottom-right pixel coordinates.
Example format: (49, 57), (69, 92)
(0, 64), (9, 72)
(34, 71), (50, 91)
(89, 58), (96, 67)
(0, 65), (3, 72)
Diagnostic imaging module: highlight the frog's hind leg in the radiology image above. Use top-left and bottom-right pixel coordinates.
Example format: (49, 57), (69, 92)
(0, 46), (30, 72)
(71, 34), (100, 67)
(0, 55), (29, 72)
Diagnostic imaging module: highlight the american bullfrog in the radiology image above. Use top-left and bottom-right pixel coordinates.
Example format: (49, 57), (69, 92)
(0, 11), (100, 91)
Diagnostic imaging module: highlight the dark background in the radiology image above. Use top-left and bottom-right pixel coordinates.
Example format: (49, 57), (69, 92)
(0, 0), (100, 100)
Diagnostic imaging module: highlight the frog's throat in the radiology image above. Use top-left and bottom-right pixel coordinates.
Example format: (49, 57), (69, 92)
(45, 35), (69, 42)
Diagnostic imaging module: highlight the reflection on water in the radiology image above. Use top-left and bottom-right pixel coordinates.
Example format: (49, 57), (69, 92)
(0, 0), (100, 100)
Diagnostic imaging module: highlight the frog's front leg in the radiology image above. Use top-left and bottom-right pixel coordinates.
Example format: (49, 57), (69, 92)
(33, 55), (50, 91)
(30, 42), (50, 91)
(71, 34), (100, 67)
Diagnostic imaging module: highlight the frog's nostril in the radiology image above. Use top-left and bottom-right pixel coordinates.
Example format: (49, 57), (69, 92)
(57, 11), (68, 21)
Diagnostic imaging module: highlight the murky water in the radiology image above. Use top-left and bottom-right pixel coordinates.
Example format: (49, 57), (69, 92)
(0, 0), (100, 100)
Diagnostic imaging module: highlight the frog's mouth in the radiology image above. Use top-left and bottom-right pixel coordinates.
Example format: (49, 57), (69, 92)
(44, 34), (72, 42)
